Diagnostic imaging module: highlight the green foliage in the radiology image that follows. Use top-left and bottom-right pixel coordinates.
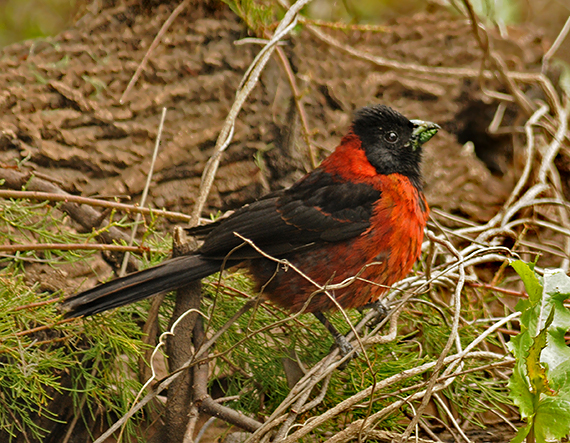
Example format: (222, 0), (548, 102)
(0, 198), (94, 267)
(0, 196), (168, 441)
(508, 260), (570, 443)
(221, 0), (276, 33)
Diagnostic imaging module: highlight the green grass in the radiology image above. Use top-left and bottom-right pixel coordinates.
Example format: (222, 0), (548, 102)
(0, 196), (169, 441)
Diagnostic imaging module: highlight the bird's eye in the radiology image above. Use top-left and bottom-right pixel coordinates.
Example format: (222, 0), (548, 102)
(384, 131), (399, 143)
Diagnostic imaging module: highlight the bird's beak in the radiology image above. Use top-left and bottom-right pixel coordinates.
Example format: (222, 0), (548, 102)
(410, 120), (440, 150)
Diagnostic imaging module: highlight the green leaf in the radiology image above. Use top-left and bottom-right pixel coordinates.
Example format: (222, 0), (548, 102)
(511, 260), (542, 304)
(509, 263), (570, 443)
(526, 307), (555, 396)
(510, 422), (531, 443)
(534, 395), (570, 442)
(507, 351), (534, 418)
(541, 269), (570, 380)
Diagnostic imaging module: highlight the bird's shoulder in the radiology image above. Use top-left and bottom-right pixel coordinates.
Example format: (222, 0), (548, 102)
(189, 168), (384, 258)
(276, 168), (382, 240)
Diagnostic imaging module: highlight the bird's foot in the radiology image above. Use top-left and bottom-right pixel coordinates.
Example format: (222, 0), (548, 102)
(333, 334), (358, 370)
(334, 334), (354, 357)
(361, 300), (390, 327)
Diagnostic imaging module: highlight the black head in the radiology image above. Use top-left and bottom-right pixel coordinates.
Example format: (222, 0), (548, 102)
(351, 105), (439, 189)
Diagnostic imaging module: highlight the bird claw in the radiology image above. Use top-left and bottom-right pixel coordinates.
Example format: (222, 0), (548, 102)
(366, 300), (390, 327)
(335, 334), (354, 356)
(333, 334), (359, 370)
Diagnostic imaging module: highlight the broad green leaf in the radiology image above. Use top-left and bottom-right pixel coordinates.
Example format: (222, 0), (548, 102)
(507, 355), (535, 418)
(511, 260), (542, 304)
(542, 269), (570, 329)
(526, 308), (555, 396)
(534, 396), (570, 442)
(549, 359), (570, 395)
(509, 262), (570, 443)
(510, 423), (531, 443)
(541, 269), (570, 375)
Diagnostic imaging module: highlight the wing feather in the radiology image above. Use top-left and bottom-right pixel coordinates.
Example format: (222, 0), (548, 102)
(194, 169), (381, 259)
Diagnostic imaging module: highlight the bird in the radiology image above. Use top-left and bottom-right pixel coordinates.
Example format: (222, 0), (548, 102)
(63, 104), (439, 349)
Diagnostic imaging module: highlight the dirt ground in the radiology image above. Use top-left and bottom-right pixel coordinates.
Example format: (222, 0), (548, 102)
(0, 0), (563, 441)
(1, 0), (544, 221)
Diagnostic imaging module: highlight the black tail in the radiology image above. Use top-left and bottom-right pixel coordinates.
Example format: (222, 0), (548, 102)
(63, 255), (223, 318)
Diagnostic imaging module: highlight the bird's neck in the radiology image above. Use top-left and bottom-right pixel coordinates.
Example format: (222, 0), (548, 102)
(321, 132), (423, 192)
(320, 133), (378, 180)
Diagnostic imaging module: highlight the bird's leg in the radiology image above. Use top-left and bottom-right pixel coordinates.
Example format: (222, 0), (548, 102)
(313, 311), (353, 357)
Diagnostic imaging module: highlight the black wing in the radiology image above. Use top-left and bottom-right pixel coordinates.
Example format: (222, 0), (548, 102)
(191, 169), (381, 259)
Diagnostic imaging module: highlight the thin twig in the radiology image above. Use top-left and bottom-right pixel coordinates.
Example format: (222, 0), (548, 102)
(400, 233), (466, 442)
(106, 307), (207, 443)
(189, 0), (314, 226)
(433, 393), (472, 443)
(0, 190), (193, 222)
(275, 352), (508, 443)
(119, 107), (167, 276)
(503, 103), (549, 209)
(0, 243), (148, 253)
(120, 0), (191, 103)
(542, 15), (570, 72)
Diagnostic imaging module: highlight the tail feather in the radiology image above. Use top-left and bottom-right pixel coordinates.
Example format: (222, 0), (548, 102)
(63, 255), (223, 318)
